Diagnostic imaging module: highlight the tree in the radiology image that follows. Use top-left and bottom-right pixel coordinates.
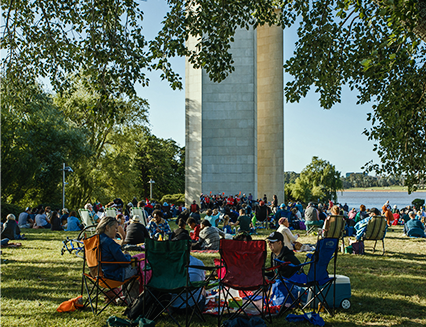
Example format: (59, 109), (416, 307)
(1, 76), (89, 206)
(290, 157), (342, 203)
(54, 78), (149, 208)
(135, 134), (185, 200)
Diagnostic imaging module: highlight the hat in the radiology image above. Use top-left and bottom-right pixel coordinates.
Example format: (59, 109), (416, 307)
(131, 215), (141, 223)
(280, 203), (285, 208)
(393, 205), (397, 208)
(25, 207), (31, 211)
(127, 202), (133, 207)
(259, 201), (265, 206)
(266, 232), (284, 243)
(370, 207), (380, 215)
(62, 208), (69, 214)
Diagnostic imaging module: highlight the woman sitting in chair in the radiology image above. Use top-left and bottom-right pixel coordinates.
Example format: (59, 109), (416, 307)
(96, 217), (138, 282)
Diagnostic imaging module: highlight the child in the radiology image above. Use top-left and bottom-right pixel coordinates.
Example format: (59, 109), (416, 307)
(223, 215), (234, 234)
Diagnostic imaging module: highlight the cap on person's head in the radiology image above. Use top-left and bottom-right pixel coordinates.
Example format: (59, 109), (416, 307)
(131, 215), (140, 223)
(201, 219), (211, 227)
(280, 203), (285, 208)
(127, 202), (133, 207)
(259, 201), (265, 206)
(370, 207), (380, 215)
(266, 231), (284, 243)
(62, 208), (69, 214)
(25, 207), (31, 211)
(393, 205), (397, 208)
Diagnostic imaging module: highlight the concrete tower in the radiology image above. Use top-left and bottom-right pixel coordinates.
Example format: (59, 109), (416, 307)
(185, 25), (283, 205)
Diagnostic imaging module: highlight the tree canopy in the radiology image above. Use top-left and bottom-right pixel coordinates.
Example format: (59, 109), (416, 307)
(2, 0), (425, 192)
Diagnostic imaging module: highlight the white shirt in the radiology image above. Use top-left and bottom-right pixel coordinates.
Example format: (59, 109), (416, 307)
(277, 225), (298, 250)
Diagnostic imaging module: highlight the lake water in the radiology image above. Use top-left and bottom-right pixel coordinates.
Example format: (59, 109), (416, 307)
(336, 191), (426, 209)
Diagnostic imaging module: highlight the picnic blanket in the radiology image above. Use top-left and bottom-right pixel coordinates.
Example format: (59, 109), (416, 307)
(191, 249), (219, 254)
(1, 242), (22, 248)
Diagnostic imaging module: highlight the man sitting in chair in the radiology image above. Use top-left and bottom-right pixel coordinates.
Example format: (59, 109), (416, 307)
(403, 211), (425, 237)
(266, 232), (300, 278)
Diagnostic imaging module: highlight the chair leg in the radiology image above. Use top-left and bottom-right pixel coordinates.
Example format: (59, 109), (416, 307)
(373, 240), (377, 253)
(382, 240), (385, 255)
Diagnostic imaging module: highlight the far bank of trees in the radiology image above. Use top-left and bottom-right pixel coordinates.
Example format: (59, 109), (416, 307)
(285, 165), (408, 203)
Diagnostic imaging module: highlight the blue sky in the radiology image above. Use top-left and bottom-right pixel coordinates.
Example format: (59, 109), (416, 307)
(137, 2), (381, 175)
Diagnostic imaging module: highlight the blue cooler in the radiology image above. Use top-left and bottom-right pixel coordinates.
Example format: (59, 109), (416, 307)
(306, 274), (351, 309)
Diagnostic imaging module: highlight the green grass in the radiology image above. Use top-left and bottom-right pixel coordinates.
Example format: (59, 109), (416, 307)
(1, 226), (426, 326)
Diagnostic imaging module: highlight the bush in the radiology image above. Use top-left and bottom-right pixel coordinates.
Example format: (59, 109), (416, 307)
(412, 198), (425, 209)
(1, 203), (24, 222)
(160, 194), (185, 205)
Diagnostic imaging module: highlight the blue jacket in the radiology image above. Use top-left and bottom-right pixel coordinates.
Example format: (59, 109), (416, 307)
(99, 233), (132, 281)
(65, 216), (82, 231)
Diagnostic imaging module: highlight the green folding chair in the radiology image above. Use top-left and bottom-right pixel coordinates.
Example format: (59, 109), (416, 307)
(143, 239), (213, 327)
(362, 216), (387, 255)
(320, 215), (346, 252)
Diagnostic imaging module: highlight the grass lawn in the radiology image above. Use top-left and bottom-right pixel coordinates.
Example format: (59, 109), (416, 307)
(1, 225), (426, 327)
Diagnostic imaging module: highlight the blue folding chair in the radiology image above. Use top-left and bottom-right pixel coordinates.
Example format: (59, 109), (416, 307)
(276, 238), (339, 317)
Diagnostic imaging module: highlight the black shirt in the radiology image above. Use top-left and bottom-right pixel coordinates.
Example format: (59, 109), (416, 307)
(124, 223), (150, 245)
(271, 245), (301, 278)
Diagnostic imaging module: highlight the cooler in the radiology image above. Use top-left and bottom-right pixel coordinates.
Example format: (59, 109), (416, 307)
(306, 274), (351, 309)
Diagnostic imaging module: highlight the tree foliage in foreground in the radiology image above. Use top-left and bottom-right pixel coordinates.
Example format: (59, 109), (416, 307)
(2, 0), (425, 192)
(290, 157), (342, 203)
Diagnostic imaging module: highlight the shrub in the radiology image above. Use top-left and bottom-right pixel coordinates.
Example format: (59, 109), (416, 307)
(160, 194), (185, 205)
(412, 198), (425, 209)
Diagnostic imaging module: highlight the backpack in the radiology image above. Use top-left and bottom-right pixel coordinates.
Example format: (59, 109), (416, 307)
(124, 290), (172, 321)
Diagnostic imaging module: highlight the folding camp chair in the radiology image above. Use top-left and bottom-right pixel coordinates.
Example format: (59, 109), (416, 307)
(81, 234), (139, 315)
(130, 207), (148, 226)
(143, 239), (214, 327)
(305, 220), (322, 235)
(79, 209), (96, 227)
(277, 238), (339, 318)
(105, 208), (118, 218)
(217, 239), (278, 326)
(319, 215), (346, 252)
(362, 215), (387, 255)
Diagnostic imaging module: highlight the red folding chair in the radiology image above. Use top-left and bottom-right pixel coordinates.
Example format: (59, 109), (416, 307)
(217, 239), (278, 325)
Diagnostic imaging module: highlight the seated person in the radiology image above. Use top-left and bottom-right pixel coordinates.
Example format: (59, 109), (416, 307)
(116, 214), (127, 241)
(2, 214), (26, 240)
(50, 211), (63, 231)
(354, 207), (386, 240)
(266, 232), (301, 278)
(18, 207), (34, 229)
(277, 218), (299, 250)
(60, 208), (70, 226)
(85, 203), (100, 224)
(222, 215), (233, 234)
(232, 209), (251, 233)
(146, 210), (171, 240)
(65, 211), (83, 231)
(189, 210), (201, 224)
(192, 219), (225, 250)
(34, 208), (51, 229)
(187, 217), (200, 241)
(403, 211), (425, 236)
(233, 231), (252, 241)
(203, 209), (221, 227)
(170, 255), (207, 313)
(304, 203), (323, 226)
(123, 215), (150, 245)
(171, 218), (190, 241)
(96, 217), (137, 281)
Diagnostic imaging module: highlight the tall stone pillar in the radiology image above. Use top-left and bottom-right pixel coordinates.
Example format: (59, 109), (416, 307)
(185, 25), (283, 206)
(256, 24), (284, 202)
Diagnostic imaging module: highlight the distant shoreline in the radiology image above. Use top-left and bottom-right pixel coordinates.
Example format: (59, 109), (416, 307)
(341, 188), (426, 193)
